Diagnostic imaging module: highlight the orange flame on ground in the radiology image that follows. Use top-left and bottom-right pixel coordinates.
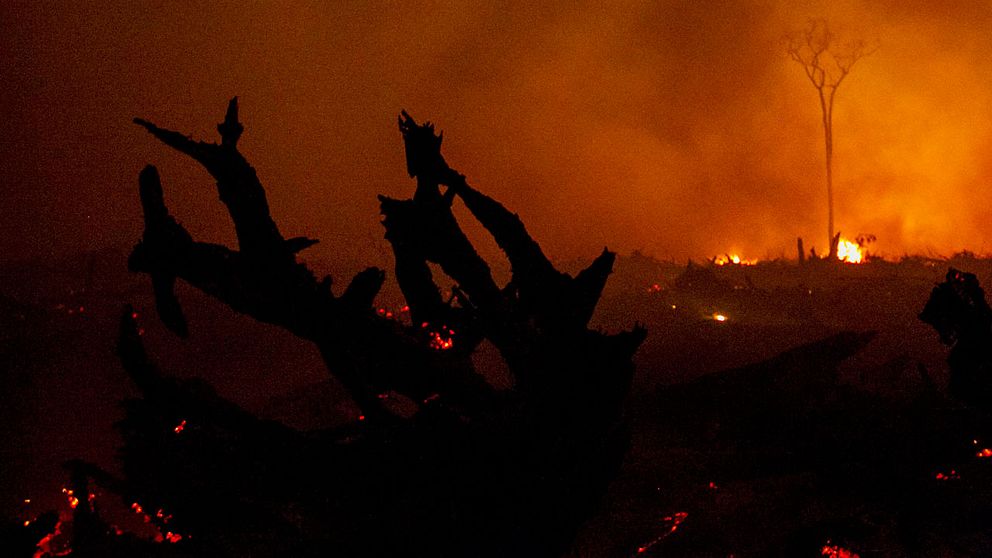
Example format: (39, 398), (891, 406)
(714, 254), (757, 266)
(836, 238), (864, 264)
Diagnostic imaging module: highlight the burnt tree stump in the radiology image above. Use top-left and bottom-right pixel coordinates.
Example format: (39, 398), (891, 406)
(62, 99), (645, 557)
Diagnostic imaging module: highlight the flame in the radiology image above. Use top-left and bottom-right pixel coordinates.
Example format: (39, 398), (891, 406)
(714, 254), (757, 266)
(173, 420), (186, 434)
(712, 313), (728, 322)
(836, 238), (864, 264)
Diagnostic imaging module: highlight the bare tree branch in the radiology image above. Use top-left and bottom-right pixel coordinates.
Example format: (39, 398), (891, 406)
(786, 18), (873, 257)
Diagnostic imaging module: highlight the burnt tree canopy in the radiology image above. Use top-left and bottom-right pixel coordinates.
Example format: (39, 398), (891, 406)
(55, 98), (645, 557)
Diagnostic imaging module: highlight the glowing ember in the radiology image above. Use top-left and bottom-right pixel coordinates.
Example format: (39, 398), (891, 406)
(377, 305), (409, 321)
(62, 488), (78, 509)
(647, 283), (662, 293)
(428, 326), (455, 350)
(33, 519), (69, 558)
(821, 544), (860, 558)
(935, 470), (960, 480)
(131, 501), (184, 542)
(173, 419), (186, 434)
(712, 313), (728, 322)
(976, 448), (992, 458)
(633, 511), (688, 556)
(836, 238), (864, 263)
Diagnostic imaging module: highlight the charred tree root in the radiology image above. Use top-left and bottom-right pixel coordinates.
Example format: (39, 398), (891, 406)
(61, 99), (644, 557)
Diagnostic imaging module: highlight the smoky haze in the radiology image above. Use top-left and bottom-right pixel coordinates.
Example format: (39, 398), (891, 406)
(3, 0), (992, 275)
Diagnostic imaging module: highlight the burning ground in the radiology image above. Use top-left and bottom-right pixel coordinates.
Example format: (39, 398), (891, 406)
(4, 247), (992, 556)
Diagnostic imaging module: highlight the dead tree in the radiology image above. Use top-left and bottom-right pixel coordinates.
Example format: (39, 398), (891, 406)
(787, 19), (873, 258)
(52, 99), (644, 557)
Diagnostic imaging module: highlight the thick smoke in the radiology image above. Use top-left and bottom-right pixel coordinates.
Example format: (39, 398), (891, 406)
(2, 0), (991, 269)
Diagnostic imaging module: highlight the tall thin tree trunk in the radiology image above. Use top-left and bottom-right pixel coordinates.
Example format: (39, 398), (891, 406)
(819, 90), (834, 256)
(826, 122), (834, 255)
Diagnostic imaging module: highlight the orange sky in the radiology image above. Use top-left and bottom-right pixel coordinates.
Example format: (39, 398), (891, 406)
(3, 0), (992, 274)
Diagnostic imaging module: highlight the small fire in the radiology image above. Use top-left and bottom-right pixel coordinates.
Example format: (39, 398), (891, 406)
(836, 238), (864, 264)
(714, 254), (757, 266)
(712, 313), (728, 322)
(976, 448), (992, 458)
(173, 419), (186, 434)
(821, 544), (860, 558)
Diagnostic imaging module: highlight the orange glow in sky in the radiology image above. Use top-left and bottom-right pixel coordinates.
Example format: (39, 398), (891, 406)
(3, 1), (992, 267)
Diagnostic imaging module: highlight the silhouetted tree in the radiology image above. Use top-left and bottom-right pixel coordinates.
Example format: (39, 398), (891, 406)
(787, 19), (873, 258)
(48, 99), (645, 557)
(920, 268), (992, 409)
